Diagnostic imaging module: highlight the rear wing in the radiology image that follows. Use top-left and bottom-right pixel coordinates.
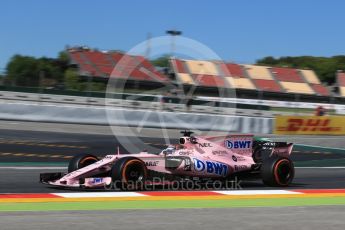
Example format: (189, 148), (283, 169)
(255, 141), (294, 158)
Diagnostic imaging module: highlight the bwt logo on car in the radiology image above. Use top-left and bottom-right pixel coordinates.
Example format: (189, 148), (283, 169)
(225, 140), (252, 149)
(91, 178), (103, 184)
(193, 158), (228, 176)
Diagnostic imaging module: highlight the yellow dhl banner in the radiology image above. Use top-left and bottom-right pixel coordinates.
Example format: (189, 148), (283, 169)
(274, 116), (345, 135)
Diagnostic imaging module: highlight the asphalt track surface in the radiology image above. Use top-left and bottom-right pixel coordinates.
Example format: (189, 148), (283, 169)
(1, 121), (345, 230)
(0, 206), (344, 230)
(1, 167), (345, 193)
(0, 121), (344, 163)
(0, 120), (344, 193)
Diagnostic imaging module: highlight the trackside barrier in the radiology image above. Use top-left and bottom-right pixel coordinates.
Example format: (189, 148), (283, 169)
(0, 103), (273, 133)
(274, 115), (345, 135)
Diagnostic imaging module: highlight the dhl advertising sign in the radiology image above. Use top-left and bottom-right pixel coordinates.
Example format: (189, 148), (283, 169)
(274, 116), (345, 135)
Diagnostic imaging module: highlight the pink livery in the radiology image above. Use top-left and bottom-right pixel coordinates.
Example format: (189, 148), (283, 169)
(40, 131), (294, 190)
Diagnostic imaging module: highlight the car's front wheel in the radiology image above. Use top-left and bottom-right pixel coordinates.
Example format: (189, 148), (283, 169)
(68, 153), (99, 173)
(111, 157), (147, 190)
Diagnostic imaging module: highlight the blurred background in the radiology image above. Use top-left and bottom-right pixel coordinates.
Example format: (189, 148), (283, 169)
(2, 2), (345, 228)
(1, 0), (345, 117)
(0, 0), (345, 164)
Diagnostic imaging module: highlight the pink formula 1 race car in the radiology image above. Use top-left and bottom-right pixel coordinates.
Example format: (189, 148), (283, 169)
(40, 131), (295, 190)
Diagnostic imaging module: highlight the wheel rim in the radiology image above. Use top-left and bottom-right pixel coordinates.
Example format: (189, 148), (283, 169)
(122, 160), (146, 183)
(274, 159), (293, 186)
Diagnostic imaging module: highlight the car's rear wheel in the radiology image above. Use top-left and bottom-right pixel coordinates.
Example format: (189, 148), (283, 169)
(111, 157), (147, 190)
(261, 157), (294, 187)
(68, 154), (99, 173)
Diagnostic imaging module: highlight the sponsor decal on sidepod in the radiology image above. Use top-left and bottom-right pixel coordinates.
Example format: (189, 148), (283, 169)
(193, 158), (228, 176)
(145, 161), (159, 167)
(212, 150), (228, 156)
(198, 143), (212, 148)
(225, 140), (251, 149)
(234, 165), (248, 172)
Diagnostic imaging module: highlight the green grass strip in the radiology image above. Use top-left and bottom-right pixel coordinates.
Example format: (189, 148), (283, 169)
(1, 197), (345, 212)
